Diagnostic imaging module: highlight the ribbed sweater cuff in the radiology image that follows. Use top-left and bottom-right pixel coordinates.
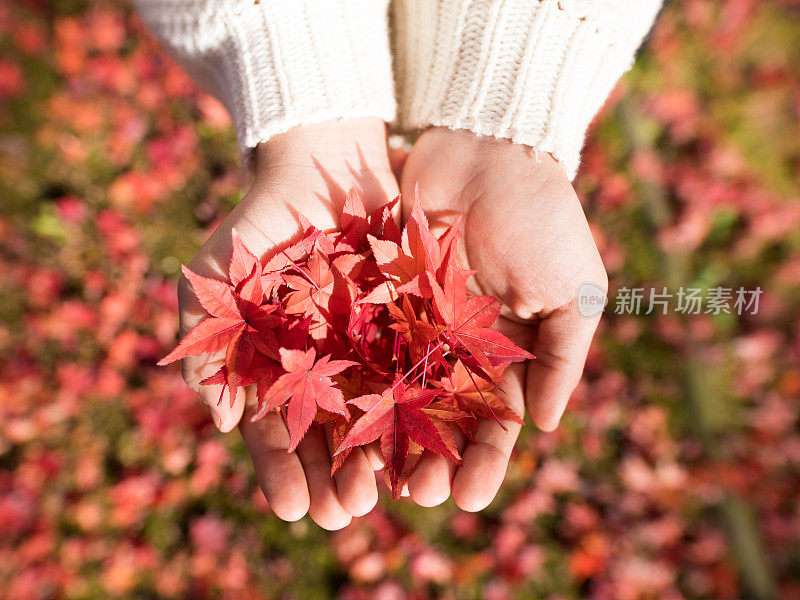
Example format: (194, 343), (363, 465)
(135, 0), (396, 166)
(393, 0), (662, 179)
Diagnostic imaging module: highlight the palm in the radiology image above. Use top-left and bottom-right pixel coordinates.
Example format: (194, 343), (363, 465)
(400, 128), (607, 510)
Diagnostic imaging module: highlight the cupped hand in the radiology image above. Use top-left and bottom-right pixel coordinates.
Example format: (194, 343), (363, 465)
(178, 118), (398, 529)
(399, 128), (607, 511)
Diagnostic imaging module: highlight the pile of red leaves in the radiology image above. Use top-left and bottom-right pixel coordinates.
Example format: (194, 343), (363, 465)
(159, 192), (532, 498)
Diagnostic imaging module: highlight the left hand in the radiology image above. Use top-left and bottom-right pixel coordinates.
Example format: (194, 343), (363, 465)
(399, 127), (608, 511)
(177, 118), (398, 529)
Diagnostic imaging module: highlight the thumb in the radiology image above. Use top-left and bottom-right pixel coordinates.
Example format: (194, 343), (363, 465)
(525, 301), (600, 431)
(181, 353), (246, 433)
(176, 275), (246, 433)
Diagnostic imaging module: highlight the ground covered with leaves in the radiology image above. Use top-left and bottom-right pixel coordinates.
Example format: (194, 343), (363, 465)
(0, 1), (799, 599)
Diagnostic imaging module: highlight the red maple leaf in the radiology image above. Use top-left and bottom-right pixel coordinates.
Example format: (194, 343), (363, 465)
(362, 193), (442, 302)
(335, 188), (371, 252)
(429, 255), (533, 380)
(253, 347), (357, 451)
(403, 189), (442, 275)
(368, 195), (401, 243)
(335, 379), (462, 498)
(328, 416), (352, 474)
(284, 250), (362, 339)
(262, 220), (321, 274)
(387, 296), (442, 366)
(433, 360), (523, 434)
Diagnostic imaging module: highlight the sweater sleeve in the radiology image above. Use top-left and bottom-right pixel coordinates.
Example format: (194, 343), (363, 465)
(392, 0), (662, 179)
(133, 0), (396, 165)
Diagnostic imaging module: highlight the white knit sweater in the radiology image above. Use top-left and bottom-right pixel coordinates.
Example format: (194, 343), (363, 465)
(134, 0), (662, 179)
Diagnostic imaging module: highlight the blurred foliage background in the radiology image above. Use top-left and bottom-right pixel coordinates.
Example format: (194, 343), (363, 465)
(0, 1), (799, 599)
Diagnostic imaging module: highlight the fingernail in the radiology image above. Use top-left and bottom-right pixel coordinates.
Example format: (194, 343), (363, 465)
(513, 305), (536, 320)
(203, 391), (245, 433)
(538, 416), (560, 432)
(207, 405), (223, 430)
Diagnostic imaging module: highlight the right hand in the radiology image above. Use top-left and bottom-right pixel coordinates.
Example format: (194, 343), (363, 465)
(398, 127), (608, 511)
(177, 118), (398, 529)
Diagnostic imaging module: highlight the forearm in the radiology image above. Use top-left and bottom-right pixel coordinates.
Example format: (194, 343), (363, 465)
(393, 0), (663, 179)
(133, 0), (396, 166)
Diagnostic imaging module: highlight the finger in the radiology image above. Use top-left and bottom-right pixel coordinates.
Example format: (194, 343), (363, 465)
(324, 424), (378, 517)
(364, 442), (385, 470)
(408, 451), (455, 507)
(525, 301), (599, 432)
(181, 353), (245, 432)
(239, 395), (310, 522)
(407, 426), (466, 508)
(452, 361), (525, 512)
(295, 425), (352, 530)
(176, 272), (247, 432)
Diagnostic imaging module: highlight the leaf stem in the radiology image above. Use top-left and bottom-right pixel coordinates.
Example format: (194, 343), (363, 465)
(463, 364), (507, 431)
(382, 340), (445, 400)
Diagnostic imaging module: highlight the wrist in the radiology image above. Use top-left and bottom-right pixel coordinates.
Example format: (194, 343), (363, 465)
(424, 127), (567, 178)
(246, 117), (398, 214)
(254, 117), (392, 178)
(404, 128), (571, 207)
